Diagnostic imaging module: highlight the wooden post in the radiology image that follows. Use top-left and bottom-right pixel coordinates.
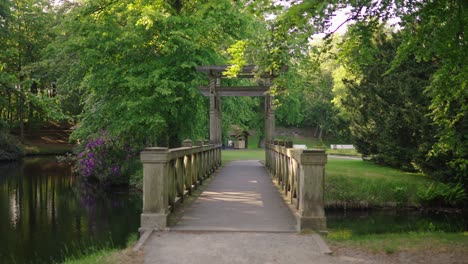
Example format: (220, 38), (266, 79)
(216, 78), (222, 144)
(297, 149), (327, 232)
(140, 147), (170, 232)
(264, 95), (275, 144)
(209, 77), (217, 144)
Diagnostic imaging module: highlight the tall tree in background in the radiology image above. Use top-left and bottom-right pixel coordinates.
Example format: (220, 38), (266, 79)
(337, 23), (437, 172)
(275, 45), (349, 141)
(273, 0), (467, 186)
(46, 0), (262, 147)
(0, 0), (62, 140)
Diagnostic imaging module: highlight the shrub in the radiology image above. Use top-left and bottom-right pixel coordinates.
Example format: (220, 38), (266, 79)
(0, 129), (24, 161)
(417, 183), (467, 207)
(75, 131), (138, 186)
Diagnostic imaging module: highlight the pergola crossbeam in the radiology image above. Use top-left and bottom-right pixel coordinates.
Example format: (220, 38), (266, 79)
(198, 86), (270, 97)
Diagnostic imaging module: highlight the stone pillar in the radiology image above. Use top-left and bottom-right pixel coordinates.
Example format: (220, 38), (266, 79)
(297, 149), (327, 232)
(140, 147), (170, 232)
(183, 139), (192, 148)
(265, 95), (275, 144)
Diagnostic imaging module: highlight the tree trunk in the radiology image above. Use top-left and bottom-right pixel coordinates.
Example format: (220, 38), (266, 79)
(20, 93), (24, 142)
(7, 90), (11, 123)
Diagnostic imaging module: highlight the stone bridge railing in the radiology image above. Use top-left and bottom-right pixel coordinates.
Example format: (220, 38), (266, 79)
(139, 140), (221, 232)
(266, 141), (327, 232)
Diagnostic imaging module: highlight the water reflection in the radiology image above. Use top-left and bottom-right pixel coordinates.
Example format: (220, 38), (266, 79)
(0, 157), (141, 264)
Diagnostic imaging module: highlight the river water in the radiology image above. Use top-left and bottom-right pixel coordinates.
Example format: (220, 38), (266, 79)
(0, 157), (141, 264)
(0, 157), (466, 264)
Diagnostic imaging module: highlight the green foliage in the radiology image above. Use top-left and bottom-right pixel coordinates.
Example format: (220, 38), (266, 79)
(417, 183), (467, 207)
(224, 40), (248, 78)
(267, 0), (467, 188)
(221, 96), (262, 143)
(45, 0), (261, 147)
(275, 44), (350, 141)
(336, 24), (440, 175)
(0, 129), (24, 161)
(393, 0), (468, 188)
(392, 186), (409, 208)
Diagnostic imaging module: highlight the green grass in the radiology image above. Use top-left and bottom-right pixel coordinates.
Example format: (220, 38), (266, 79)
(61, 249), (118, 264)
(221, 149), (433, 207)
(325, 159), (433, 207)
(222, 149), (265, 164)
(327, 231), (468, 254)
(60, 234), (141, 264)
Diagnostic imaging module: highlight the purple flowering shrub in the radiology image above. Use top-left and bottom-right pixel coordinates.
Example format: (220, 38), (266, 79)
(76, 131), (137, 185)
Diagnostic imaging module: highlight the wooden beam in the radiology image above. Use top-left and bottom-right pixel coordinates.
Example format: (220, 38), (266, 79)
(196, 65), (288, 78)
(198, 86), (270, 97)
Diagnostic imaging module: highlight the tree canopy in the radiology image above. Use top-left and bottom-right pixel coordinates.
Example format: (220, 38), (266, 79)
(0, 0), (466, 187)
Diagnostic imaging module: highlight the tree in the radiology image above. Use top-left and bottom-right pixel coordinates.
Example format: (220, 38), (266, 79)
(275, 39), (350, 141)
(267, 0), (467, 186)
(0, 0), (63, 141)
(337, 23), (437, 172)
(44, 0), (263, 148)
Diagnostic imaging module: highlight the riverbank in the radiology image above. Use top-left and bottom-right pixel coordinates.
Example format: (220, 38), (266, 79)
(61, 235), (143, 264)
(0, 126), (74, 162)
(327, 231), (468, 263)
(22, 128), (74, 155)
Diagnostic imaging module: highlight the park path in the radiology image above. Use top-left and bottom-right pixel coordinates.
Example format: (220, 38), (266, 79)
(171, 160), (296, 232)
(143, 160), (357, 264)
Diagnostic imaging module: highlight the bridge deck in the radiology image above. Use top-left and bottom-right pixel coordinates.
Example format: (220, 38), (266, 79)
(143, 160), (343, 264)
(172, 160), (296, 232)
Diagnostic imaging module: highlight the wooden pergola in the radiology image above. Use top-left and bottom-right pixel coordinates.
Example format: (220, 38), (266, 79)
(196, 65), (285, 145)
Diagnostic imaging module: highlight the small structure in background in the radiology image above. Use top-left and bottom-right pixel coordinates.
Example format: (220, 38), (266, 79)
(293, 144), (307, 149)
(228, 125), (251, 149)
(330, 144), (355, 150)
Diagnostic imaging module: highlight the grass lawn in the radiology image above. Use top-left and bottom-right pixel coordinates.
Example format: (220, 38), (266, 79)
(222, 149), (265, 164)
(325, 159), (433, 207)
(327, 231), (468, 255)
